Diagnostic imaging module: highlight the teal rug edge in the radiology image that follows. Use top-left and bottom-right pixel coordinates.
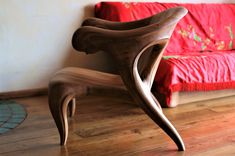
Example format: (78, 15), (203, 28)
(0, 100), (27, 134)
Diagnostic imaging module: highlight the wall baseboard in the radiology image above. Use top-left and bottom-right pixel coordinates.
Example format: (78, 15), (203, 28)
(0, 88), (48, 100)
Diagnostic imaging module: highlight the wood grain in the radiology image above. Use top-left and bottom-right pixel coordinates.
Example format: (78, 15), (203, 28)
(0, 88), (47, 100)
(1, 95), (235, 156)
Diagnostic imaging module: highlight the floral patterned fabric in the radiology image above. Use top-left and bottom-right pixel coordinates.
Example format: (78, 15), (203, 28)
(95, 2), (235, 53)
(95, 2), (235, 107)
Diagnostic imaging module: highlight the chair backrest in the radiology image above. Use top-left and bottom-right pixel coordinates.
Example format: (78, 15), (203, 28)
(72, 7), (187, 88)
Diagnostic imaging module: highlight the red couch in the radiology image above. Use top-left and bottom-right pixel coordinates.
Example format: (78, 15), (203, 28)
(95, 2), (235, 107)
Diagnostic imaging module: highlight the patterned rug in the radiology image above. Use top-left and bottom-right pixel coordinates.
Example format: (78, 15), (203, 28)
(0, 100), (27, 134)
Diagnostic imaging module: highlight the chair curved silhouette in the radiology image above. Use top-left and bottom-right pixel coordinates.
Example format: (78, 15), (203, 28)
(48, 7), (188, 151)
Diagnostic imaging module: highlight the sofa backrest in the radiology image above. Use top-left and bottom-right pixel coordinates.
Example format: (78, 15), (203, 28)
(95, 2), (235, 54)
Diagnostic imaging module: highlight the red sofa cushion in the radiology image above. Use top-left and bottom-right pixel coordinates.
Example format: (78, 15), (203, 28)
(95, 2), (235, 54)
(155, 51), (235, 106)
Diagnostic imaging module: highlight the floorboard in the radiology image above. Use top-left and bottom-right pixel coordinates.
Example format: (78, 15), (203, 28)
(0, 95), (235, 156)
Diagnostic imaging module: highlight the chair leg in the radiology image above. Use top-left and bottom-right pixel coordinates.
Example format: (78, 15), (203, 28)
(140, 101), (185, 151)
(48, 67), (125, 145)
(49, 89), (75, 145)
(128, 81), (185, 150)
(48, 80), (77, 145)
(131, 73), (185, 151)
(69, 98), (76, 117)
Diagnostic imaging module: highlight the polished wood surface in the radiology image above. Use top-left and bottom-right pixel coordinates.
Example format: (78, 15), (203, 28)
(49, 7), (188, 150)
(0, 88), (47, 100)
(1, 95), (235, 156)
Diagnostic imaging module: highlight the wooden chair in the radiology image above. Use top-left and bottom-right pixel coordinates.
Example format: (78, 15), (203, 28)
(48, 7), (188, 151)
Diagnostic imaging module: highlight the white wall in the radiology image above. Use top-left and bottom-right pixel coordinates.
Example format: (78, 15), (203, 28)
(0, 0), (234, 92)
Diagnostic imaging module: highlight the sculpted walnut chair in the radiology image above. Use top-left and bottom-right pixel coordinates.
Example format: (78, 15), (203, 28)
(48, 7), (188, 151)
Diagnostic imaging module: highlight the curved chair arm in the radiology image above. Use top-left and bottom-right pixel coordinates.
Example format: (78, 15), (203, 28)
(72, 7), (188, 151)
(73, 7), (187, 55)
(72, 23), (172, 55)
(82, 7), (186, 31)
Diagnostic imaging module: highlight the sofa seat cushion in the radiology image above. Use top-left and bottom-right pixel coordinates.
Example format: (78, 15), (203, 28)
(153, 51), (235, 106)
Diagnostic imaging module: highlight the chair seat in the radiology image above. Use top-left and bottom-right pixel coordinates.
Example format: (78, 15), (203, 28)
(52, 67), (125, 89)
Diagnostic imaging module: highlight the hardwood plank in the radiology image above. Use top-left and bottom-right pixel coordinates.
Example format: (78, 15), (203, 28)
(0, 95), (235, 155)
(0, 88), (47, 100)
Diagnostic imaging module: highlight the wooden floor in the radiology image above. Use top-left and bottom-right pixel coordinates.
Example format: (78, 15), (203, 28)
(1, 95), (235, 156)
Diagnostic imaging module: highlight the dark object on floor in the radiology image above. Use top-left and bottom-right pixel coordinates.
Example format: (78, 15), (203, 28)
(0, 100), (27, 134)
